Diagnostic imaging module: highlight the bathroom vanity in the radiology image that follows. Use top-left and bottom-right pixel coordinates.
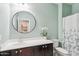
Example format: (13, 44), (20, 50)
(0, 39), (53, 56)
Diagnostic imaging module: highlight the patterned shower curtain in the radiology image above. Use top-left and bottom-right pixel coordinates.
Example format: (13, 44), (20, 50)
(63, 13), (79, 56)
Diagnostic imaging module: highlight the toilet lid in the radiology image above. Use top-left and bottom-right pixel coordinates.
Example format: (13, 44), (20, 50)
(56, 47), (69, 54)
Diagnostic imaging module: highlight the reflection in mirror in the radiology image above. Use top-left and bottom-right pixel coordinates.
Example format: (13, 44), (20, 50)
(12, 11), (36, 33)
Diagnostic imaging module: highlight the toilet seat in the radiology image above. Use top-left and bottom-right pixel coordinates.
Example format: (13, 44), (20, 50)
(55, 47), (69, 56)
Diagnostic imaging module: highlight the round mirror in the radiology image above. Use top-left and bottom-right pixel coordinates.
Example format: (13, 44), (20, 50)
(12, 11), (36, 33)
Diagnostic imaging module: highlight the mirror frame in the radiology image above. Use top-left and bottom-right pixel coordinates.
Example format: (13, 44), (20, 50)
(12, 11), (37, 34)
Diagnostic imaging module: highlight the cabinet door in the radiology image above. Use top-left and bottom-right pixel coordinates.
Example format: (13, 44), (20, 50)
(0, 51), (11, 56)
(34, 45), (44, 56)
(19, 47), (33, 56)
(44, 43), (53, 56)
(11, 49), (19, 56)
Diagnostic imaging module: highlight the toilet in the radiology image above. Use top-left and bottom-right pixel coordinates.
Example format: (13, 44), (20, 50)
(51, 39), (69, 56)
(55, 47), (69, 56)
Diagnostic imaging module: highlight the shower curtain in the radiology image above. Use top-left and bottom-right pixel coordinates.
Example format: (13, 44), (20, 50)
(63, 13), (79, 56)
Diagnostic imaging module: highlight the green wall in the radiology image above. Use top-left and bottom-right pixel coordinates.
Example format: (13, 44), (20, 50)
(9, 3), (58, 39)
(72, 3), (79, 14)
(62, 4), (72, 17)
(0, 4), (10, 44)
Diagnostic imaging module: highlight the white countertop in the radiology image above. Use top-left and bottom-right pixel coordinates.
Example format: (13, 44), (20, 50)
(0, 39), (53, 52)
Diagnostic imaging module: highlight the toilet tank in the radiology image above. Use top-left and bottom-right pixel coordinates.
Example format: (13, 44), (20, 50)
(51, 39), (59, 47)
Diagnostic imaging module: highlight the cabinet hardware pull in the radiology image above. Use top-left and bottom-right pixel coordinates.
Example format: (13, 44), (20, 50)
(45, 45), (47, 48)
(15, 51), (18, 53)
(42, 46), (44, 48)
(20, 50), (22, 52)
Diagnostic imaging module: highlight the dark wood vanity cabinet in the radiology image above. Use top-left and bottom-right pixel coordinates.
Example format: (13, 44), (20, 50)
(0, 43), (53, 56)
